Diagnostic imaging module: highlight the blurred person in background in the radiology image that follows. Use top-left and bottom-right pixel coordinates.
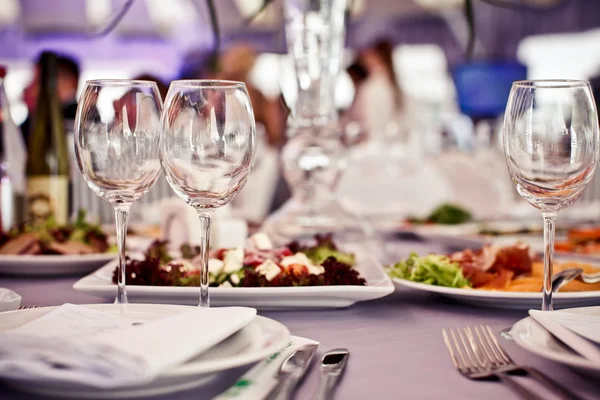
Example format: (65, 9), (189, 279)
(590, 72), (600, 116)
(348, 39), (403, 143)
(217, 44), (287, 221)
(341, 61), (369, 146)
(133, 74), (168, 100)
(21, 52), (80, 148)
(218, 43), (286, 148)
(110, 73), (168, 132)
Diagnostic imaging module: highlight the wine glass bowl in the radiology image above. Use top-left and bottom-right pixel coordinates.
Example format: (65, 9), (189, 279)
(161, 81), (255, 210)
(503, 79), (599, 310)
(160, 80), (256, 307)
(505, 80), (598, 213)
(75, 80), (163, 305)
(76, 80), (162, 204)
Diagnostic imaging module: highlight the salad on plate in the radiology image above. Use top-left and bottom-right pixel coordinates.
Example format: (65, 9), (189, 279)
(115, 233), (367, 288)
(554, 227), (600, 256)
(0, 210), (112, 256)
(405, 203), (473, 226)
(388, 242), (600, 292)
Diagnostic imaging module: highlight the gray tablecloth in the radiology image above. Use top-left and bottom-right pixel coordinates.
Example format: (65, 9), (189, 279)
(0, 240), (599, 400)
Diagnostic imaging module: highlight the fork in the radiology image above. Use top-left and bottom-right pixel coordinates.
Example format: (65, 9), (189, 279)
(443, 325), (582, 400)
(443, 326), (541, 399)
(474, 325), (583, 400)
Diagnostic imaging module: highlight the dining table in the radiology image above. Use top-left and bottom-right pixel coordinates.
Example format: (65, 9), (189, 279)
(0, 238), (598, 400)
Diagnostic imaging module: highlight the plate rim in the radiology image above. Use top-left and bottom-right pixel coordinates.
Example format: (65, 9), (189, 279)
(73, 256), (395, 296)
(167, 315), (290, 376)
(0, 253), (117, 263)
(391, 277), (600, 299)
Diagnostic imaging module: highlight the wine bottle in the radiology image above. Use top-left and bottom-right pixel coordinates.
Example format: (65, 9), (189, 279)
(26, 51), (70, 225)
(0, 66), (26, 231)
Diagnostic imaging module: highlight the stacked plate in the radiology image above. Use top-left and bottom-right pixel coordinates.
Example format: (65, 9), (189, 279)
(511, 306), (600, 378)
(0, 304), (290, 398)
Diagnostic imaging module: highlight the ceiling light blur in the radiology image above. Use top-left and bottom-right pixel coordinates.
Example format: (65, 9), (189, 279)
(0, 0), (19, 26)
(86, 0), (112, 28)
(233, 0), (280, 26)
(413, 0), (464, 11)
(349, 0), (365, 18)
(234, 0), (264, 18)
(146, 0), (199, 30)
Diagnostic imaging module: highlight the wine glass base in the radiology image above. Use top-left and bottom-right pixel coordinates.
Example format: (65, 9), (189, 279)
(260, 196), (375, 247)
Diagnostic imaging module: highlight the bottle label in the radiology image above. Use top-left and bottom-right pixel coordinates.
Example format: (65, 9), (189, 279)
(26, 176), (68, 225)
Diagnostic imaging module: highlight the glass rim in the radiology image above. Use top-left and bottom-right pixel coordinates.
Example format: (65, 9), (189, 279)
(512, 79), (589, 89)
(169, 79), (246, 89)
(85, 79), (159, 87)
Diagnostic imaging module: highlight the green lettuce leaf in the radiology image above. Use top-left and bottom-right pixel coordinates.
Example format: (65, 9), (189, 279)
(387, 253), (471, 288)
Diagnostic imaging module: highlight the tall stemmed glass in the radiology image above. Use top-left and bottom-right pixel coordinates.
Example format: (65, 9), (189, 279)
(75, 80), (163, 305)
(261, 0), (375, 247)
(160, 80), (256, 307)
(503, 80), (599, 311)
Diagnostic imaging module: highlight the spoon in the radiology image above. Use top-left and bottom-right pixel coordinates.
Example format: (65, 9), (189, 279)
(550, 268), (584, 292)
(551, 267), (600, 289)
(500, 268), (600, 341)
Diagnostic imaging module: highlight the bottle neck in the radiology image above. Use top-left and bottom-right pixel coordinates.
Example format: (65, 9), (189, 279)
(38, 54), (60, 103)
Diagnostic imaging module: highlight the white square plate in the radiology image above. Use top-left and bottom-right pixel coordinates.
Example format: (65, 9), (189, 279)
(73, 248), (394, 309)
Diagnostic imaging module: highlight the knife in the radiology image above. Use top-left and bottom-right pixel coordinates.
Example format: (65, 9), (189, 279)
(265, 343), (318, 400)
(312, 348), (349, 400)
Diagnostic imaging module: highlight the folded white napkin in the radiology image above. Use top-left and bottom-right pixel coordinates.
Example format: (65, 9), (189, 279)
(0, 288), (21, 313)
(0, 304), (256, 388)
(529, 309), (600, 363)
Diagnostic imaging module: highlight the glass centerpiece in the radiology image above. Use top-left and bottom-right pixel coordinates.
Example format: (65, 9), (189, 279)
(261, 0), (373, 245)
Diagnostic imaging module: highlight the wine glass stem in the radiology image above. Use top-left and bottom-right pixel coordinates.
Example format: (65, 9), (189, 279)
(542, 212), (556, 311)
(115, 205), (131, 308)
(197, 212), (212, 308)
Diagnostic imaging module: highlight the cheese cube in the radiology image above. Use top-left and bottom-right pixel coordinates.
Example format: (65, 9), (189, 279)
(256, 259), (281, 281)
(208, 259), (224, 275)
(280, 253), (325, 275)
(223, 247), (244, 273)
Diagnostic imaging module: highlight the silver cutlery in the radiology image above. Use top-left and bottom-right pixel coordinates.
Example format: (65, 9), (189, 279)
(552, 268), (600, 290)
(443, 325), (583, 400)
(312, 348), (349, 400)
(266, 343), (318, 400)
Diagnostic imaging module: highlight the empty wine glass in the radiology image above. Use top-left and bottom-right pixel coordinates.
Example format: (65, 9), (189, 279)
(160, 80), (256, 307)
(75, 80), (163, 305)
(503, 80), (599, 311)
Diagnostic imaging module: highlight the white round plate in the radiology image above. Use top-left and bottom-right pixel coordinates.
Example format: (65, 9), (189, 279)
(0, 253), (117, 276)
(410, 222), (481, 237)
(0, 304), (290, 398)
(392, 278), (600, 309)
(511, 306), (600, 377)
(395, 223), (486, 249)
